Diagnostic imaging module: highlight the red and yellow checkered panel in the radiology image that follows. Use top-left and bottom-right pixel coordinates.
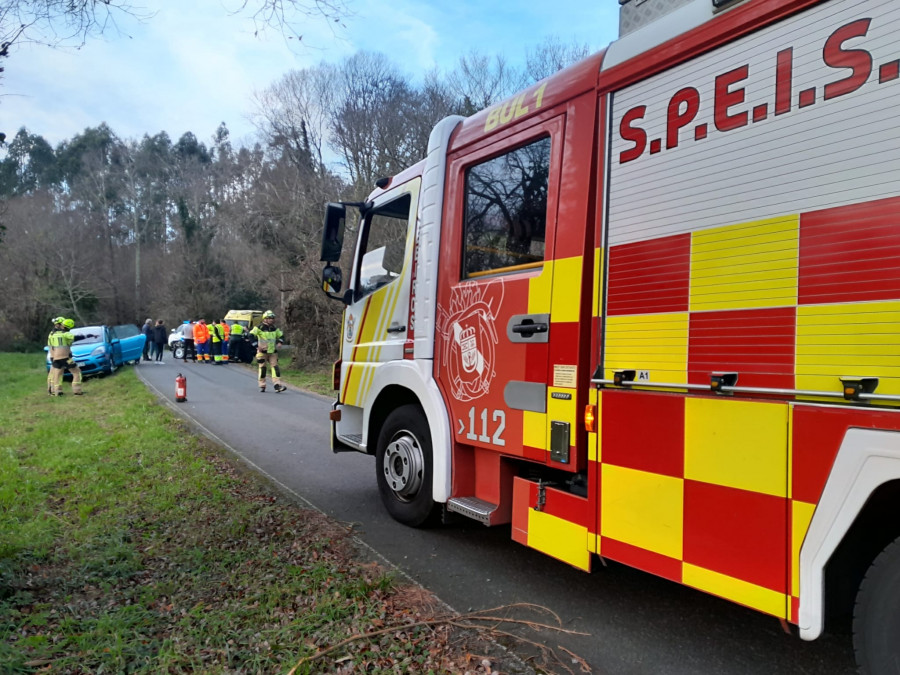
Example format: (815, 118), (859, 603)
(596, 195), (900, 619)
(605, 196), (900, 395)
(598, 392), (790, 618)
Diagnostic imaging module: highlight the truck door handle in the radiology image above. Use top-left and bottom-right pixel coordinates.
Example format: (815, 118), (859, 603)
(511, 321), (548, 336)
(387, 325), (406, 333)
(507, 313), (550, 343)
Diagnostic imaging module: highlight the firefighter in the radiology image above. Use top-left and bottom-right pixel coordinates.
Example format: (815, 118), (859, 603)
(194, 319), (211, 363)
(227, 320), (245, 363)
(47, 317), (83, 396)
(250, 310), (286, 393)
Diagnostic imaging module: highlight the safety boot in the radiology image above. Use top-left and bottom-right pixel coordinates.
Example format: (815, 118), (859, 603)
(259, 386), (266, 393)
(274, 384), (287, 393)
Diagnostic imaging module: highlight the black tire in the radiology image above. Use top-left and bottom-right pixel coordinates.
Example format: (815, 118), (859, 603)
(173, 345), (185, 360)
(853, 535), (900, 674)
(375, 405), (438, 527)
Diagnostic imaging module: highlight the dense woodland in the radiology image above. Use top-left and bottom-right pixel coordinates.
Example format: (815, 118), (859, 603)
(0, 41), (591, 365)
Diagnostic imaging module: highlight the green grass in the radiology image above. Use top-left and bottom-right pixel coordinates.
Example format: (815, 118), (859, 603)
(280, 365), (334, 398)
(0, 354), (459, 674)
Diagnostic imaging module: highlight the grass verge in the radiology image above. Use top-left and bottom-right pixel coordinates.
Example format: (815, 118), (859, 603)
(279, 365), (334, 398)
(0, 354), (531, 674)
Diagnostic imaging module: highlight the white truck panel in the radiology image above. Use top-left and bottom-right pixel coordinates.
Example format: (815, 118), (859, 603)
(608, 0), (900, 246)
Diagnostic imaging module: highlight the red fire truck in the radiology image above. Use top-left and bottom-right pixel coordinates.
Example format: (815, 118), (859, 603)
(319, 0), (900, 670)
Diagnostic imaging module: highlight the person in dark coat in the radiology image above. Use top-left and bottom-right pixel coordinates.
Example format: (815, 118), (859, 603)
(141, 318), (153, 361)
(152, 320), (168, 363)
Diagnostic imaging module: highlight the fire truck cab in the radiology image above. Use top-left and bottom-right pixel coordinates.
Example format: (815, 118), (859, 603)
(320, 0), (900, 671)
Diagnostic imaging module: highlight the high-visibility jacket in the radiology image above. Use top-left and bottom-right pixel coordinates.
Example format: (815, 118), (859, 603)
(229, 323), (244, 337)
(251, 323), (283, 354)
(220, 322), (229, 341)
(210, 322), (224, 343)
(47, 330), (75, 360)
(194, 322), (210, 343)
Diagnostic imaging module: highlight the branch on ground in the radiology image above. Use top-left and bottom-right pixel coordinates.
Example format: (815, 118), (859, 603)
(287, 602), (592, 675)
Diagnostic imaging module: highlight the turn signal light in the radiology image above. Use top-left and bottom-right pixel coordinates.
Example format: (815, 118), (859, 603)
(584, 404), (598, 433)
(332, 359), (342, 391)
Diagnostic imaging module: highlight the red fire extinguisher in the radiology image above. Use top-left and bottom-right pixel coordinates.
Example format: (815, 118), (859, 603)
(175, 373), (187, 402)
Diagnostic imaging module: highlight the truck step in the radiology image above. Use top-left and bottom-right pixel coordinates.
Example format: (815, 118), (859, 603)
(446, 497), (498, 526)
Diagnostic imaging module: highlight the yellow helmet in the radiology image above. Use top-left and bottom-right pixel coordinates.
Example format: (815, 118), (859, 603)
(52, 316), (66, 324)
(62, 318), (75, 329)
(263, 310), (275, 319)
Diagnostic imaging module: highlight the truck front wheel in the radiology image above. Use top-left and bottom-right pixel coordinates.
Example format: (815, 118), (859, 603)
(853, 535), (900, 674)
(375, 405), (437, 527)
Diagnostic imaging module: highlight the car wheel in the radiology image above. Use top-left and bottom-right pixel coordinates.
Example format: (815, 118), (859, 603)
(853, 535), (900, 674)
(375, 404), (438, 527)
(173, 345), (185, 360)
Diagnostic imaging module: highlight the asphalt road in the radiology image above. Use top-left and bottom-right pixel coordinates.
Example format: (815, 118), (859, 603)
(135, 358), (857, 674)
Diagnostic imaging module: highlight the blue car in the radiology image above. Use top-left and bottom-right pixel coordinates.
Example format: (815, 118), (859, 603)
(45, 324), (146, 377)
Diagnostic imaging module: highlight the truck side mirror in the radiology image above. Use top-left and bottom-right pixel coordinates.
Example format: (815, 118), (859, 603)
(320, 202), (346, 263)
(321, 265), (351, 304)
(322, 264), (343, 295)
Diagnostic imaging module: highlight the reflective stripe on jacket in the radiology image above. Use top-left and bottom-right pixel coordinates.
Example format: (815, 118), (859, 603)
(251, 324), (283, 354)
(47, 330), (74, 359)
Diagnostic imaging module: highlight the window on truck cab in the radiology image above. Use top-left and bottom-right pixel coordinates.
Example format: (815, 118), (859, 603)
(357, 193), (411, 298)
(462, 135), (551, 279)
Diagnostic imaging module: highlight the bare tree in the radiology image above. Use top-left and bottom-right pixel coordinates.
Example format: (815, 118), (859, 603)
(445, 50), (526, 114)
(329, 51), (416, 190)
(403, 68), (465, 158)
(525, 35), (594, 83)
(233, 0), (351, 42)
(252, 64), (338, 174)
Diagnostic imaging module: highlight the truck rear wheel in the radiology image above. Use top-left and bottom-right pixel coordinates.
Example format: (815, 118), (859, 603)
(375, 405), (437, 527)
(853, 535), (900, 674)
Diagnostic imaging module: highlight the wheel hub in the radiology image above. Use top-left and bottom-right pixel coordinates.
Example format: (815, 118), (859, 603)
(383, 432), (424, 501)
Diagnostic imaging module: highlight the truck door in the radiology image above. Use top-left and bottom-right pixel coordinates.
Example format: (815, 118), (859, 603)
(338, 179), (420, 423)
(436, 116), (565, 466)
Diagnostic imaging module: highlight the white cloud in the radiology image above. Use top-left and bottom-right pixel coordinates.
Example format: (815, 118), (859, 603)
(0, 0), (620, 148)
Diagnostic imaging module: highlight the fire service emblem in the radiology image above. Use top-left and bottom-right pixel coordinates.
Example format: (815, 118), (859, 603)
(437, 282), (502, 402)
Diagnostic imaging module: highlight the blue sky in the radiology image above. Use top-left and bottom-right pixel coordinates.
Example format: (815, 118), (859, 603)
(1, 0), (619, 149)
